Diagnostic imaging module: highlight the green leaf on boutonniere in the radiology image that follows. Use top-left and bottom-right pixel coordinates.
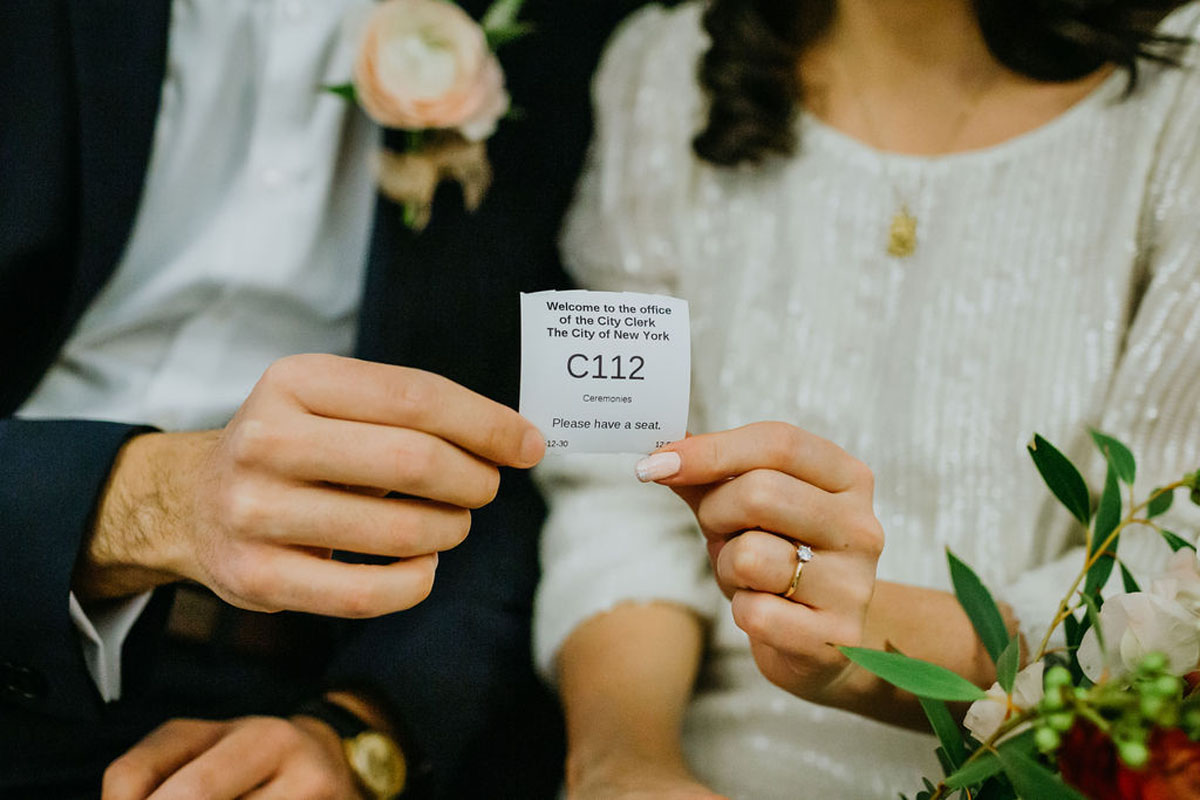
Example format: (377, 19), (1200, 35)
(1028, 434), (1091, 526)
(919, 697), (967, 771)
(1147, 486), (1174, 518)
(996, 636), (1020, 695)
(1161, 529), (1197, 552)
(1119, 561), (1141, 593)
(485, 22), (535, 50)
(948, 550), (1010, 666)
(840, 647), (988, 702)
(996, 744), (1087, 800)
(1084, 464), (1122, 597)
(323, 83), (357, 103)
(481, 0), (526, 32)
(1089, 429), (1136, 485)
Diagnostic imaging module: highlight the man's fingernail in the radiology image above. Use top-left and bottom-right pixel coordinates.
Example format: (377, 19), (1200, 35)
(520, 429), (546, 464)
(635, 451), (681, 482)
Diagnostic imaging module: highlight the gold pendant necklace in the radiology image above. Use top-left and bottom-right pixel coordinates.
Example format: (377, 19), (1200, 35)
(834, 50), (996, 259)
(887, 204), (919, 258)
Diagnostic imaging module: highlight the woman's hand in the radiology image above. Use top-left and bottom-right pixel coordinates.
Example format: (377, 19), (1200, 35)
(569, 758), (728, 800)
(101, 715), (358, 800)
(637, 422), (884, 705)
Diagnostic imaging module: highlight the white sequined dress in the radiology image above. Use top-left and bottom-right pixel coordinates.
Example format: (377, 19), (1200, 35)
(534, 4), (1200, 798)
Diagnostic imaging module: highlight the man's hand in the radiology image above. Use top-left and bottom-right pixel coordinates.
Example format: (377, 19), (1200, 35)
(75, 354), (545, 617)
(102, 716), (358, 800)
(641, 422), (884, 704)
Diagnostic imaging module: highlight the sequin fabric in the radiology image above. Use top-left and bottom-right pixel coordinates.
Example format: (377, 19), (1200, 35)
(534, 4), (1200, 798)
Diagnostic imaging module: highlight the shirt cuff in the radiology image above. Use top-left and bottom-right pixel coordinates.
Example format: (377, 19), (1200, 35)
(69, 590), (154, 702)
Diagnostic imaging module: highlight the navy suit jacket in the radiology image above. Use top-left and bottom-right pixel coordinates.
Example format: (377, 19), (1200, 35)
(0, 1), (649, 796)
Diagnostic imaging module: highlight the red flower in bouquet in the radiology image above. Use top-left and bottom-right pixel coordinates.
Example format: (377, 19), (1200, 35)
(1061, 722), (1200, 799)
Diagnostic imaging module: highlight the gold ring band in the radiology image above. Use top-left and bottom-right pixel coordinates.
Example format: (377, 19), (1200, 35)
(782, 544), (814, 599)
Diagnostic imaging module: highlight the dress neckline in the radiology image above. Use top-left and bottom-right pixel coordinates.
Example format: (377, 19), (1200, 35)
(797, 65), (1130, 172)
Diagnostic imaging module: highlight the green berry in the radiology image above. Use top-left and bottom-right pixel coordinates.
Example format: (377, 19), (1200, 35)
(1045, 665), (1073, 689)
(1153, 675), (1182, 697)
(1047, 711), (1075, 732)
(1140, 694), (1167, 721)
(1035, 726), (1062, 753)
(1042, 686), (1065, 711)
(1118, 740), (1150, 769)
(1140, 652), (1168, 674)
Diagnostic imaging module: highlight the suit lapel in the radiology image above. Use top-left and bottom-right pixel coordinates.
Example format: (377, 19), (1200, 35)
(65, 0), (172, 313)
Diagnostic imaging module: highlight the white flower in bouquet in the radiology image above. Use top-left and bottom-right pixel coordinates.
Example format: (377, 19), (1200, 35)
(1077, 556), (1200, 682)
(964, 661), (1045, 743)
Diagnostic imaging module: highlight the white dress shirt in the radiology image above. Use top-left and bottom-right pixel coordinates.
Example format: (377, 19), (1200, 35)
(18, 0), (378, 700)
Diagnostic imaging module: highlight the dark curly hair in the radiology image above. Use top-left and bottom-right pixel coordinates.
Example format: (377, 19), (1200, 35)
(693, 0), (1194, 166)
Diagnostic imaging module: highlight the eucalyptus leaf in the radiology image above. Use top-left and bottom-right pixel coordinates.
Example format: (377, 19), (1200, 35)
(1147, 487), (1174, 518)
(920, 697), (967, 771)
(944, 751), (1004, 788)
(948, 549), (1010, 665)
(1161, 530), (1197, 552)
(996, 745), (1087, 800)
(840, 647), (988, 702)
(1028, 435), (1091, 526)
(1080, 592), (1106, 655)
(996, 636), (1020, 695)
(1084, 464), (1121, 597)
(1089, 429), (1136, 485)
(1119, 561), (1141, 593)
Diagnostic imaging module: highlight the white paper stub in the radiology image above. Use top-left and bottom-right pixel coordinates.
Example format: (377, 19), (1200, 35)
(519, 290), (690, 455)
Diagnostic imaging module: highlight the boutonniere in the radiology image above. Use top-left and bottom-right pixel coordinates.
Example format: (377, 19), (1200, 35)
(328, 0), (530, 230)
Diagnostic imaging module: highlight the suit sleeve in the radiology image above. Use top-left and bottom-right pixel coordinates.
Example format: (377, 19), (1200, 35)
(321, 470), (549, 798)
(0, 418), (166, 720)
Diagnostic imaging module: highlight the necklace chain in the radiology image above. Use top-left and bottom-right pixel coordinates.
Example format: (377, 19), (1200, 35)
(833, 50), (999, 257)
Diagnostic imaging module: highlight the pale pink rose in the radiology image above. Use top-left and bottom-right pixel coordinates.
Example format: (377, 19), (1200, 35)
(964, 661), (1044, 743)
(1078, 592), (1200, 682)
(354, 0), (510, 140)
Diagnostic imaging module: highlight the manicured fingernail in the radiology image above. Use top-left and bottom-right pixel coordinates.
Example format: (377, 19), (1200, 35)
(635, 452), (681, 482)
(520, 429), (546, 465)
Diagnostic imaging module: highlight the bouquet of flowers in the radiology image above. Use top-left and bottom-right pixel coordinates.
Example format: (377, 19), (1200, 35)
(843, 432), (1200, 799)
(328, 0), (530, 229)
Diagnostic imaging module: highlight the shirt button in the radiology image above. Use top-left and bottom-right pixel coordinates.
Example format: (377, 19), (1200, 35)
(1, 661), (48, 701)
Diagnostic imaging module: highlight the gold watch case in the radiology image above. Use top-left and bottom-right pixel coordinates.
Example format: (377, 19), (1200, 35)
(342, 730), (407, 800)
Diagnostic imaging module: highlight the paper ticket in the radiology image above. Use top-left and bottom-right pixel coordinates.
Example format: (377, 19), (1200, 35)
(519, 290), (690, 455)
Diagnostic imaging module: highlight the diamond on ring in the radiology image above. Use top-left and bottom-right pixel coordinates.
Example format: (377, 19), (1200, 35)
(797, 544), (813, 563)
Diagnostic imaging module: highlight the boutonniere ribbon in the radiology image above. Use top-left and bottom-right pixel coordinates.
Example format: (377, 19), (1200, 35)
(328, 0), (530, 230)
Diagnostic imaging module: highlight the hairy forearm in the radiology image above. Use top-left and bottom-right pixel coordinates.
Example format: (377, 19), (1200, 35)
(73, 431), (214, 601)
(819, 580), (1020, 730)
(558, 602), (706, 787)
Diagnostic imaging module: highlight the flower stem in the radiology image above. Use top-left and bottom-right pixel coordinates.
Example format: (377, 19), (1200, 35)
(1034, 480), (1187, 660)
(927, 712), (1034, 800)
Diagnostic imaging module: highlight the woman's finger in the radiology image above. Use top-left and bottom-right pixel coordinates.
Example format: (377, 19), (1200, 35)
(716, 531), (875, 611)
(730, 590), (860, 669)
(103, 719), (227, 800)
(645, 422), (869, 493)
(690, 469), (839, 543)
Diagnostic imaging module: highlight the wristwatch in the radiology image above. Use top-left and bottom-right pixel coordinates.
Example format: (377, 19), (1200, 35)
(295, 697), (408, 800)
